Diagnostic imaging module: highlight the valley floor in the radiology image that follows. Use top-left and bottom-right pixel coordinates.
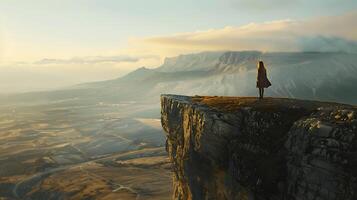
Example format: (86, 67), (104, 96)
(0, 101), (171, 200)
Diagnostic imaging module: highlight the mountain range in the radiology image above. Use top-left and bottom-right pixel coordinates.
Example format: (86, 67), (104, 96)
(1, 51), (357, 107)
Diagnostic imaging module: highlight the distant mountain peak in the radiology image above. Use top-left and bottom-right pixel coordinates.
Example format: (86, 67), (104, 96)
(157, 51), (225, 72)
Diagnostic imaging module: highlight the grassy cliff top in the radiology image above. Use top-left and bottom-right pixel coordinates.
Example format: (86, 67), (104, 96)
(191, 96), (353, 112)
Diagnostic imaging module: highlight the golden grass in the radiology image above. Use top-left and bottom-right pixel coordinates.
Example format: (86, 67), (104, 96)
(191, 96), (346, 112)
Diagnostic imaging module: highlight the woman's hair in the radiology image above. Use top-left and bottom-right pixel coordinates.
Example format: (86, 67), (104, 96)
(258, 61), (265, 70)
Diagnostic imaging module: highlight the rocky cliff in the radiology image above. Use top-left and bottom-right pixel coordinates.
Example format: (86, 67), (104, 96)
(161, 95), (357, 200)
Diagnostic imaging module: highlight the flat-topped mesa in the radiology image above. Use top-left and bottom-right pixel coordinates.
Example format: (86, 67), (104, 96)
(161, 95), (357, 200)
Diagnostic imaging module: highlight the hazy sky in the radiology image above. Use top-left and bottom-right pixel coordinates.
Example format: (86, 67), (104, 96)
(0, 0), (356, 93)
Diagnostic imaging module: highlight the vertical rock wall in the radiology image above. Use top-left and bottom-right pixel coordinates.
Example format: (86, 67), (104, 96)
(161, 95), (357, 200)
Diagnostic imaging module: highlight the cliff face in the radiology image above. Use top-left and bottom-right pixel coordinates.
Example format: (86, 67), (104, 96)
(161, 95), (357, 200)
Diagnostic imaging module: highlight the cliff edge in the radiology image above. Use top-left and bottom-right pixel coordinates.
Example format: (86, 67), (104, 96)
(161, 95), (357, 200)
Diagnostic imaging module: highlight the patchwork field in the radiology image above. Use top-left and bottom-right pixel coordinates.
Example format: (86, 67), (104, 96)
(0, 101), (171, 200)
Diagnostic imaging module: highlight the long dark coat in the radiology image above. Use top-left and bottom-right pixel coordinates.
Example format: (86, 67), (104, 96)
(256, 67), (271, 88)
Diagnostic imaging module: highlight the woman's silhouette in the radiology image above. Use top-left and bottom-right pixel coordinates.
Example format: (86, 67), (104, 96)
(256, 61), (271, 99)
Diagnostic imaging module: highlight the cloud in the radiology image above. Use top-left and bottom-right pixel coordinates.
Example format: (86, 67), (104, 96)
(297, 36), (357, 52)
(34, 55), (143, 65)
(0, 53), (162, 93)
(135, 11), (357, 55)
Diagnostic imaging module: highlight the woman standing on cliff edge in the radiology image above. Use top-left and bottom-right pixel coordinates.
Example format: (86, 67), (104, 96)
(256, 61), (271, 99)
